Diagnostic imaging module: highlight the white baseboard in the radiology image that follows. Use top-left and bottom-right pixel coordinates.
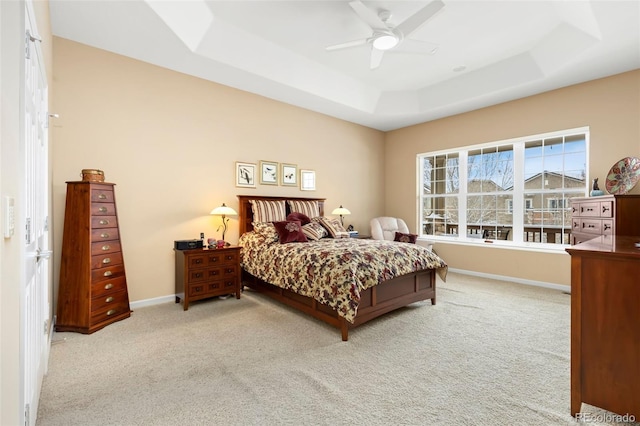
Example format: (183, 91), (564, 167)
(130, 294), (176, 310)
(447, 267), (571, 294)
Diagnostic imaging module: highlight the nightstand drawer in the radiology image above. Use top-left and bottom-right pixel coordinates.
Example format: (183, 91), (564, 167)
(175, 246), (241, 310)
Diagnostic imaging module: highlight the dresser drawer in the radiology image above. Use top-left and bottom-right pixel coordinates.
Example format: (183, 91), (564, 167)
(90, 299), (130, 323)
(91, 289), (127, 312)
(91, 251), (123, 269)
(205, 251), (239, 266)
(91, 215), (117, 229)
(91, 202), (116, 216)
(91, 264), (125, 282)
(90, 187), (114, 203)
(91, 240), (122, 256)
(91, 275), (127, 297)
(577, 202), (600, 217)
(188, 281), (223, 297)
(187, 279), (237, 298)
(580, 219), (604, 235)
(91, 227), (119, 242)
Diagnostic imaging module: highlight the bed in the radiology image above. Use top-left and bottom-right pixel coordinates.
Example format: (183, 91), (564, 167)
(237, 195), (447, 341)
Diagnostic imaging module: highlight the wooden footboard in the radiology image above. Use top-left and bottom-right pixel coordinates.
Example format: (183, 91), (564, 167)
(242, 269), (436, 341)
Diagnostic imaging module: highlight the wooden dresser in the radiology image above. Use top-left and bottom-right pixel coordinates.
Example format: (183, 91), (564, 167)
(174, 246), (241, 310)
(56, 181), (131, 334)
(566, 236), (640, 418)
(570, 195), (640, 245)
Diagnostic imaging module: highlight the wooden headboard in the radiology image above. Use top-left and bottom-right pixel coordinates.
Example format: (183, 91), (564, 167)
(237, 195), (326, 235)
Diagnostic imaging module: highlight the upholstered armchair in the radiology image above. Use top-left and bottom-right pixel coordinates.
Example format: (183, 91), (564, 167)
(369, 217), (410, 241)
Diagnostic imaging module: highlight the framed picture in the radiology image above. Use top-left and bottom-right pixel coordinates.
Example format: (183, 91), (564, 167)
(260, 160), (279, 185)
(281, 163), (297, 186)
(300, 169), (316, 191)
(235, 162), (256, 188)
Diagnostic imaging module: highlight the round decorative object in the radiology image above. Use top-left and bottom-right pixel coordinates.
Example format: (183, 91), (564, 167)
(605, 156), (640, 195)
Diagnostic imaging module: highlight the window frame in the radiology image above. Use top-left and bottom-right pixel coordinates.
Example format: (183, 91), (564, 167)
(417, 127), (589, 250)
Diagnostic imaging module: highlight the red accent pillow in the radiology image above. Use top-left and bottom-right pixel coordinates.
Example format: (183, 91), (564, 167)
(286, 212), (311, 225)
(273, 221), (308, 244)
(394, 232), (417, 244)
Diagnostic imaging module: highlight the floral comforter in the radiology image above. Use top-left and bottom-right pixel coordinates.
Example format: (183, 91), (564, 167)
(239, 232), (448, 323)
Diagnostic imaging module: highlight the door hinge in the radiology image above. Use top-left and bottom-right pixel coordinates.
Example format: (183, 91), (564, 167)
(25, 30), (41, 60)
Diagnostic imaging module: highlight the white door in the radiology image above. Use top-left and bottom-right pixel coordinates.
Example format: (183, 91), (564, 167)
(23, 2), (51, 425)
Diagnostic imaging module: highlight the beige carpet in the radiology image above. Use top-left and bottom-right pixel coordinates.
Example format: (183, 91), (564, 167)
(36, 273), (635, 426)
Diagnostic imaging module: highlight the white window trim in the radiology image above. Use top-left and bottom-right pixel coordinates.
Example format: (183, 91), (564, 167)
(417, 126), (589, 251)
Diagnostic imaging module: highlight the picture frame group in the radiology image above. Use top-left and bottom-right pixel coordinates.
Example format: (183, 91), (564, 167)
(235, 161), (315, 191)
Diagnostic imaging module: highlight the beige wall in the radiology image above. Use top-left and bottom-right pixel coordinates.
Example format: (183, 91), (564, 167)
(52, 37), (385, 303)
(385, 70), (640, 286)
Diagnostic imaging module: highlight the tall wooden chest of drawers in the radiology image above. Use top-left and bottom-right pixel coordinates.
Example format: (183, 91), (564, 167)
(174, 246), (241, 310)
(570, 194), (640, 245)
(56, 181), (131, 334)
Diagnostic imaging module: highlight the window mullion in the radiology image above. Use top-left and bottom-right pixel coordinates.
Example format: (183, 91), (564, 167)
(512, 142), (524, 243)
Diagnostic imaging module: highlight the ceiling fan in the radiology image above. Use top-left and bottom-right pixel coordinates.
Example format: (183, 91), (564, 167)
(326, 0), (445, 69)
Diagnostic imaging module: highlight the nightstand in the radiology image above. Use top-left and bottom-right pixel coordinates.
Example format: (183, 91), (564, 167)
(174, 246), (241, 310)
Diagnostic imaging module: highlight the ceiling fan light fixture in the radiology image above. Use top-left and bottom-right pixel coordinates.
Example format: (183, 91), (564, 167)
(372, 34), (398, 50)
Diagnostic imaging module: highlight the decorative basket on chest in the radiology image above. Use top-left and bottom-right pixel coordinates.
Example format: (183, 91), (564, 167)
(81, 169), (105, 182)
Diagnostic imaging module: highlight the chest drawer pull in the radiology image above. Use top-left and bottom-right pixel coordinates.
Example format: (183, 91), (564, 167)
(105, 296), (114, 303)
(106, 309), (117, 316)
(99, 219), (110, 225)
(100, 232), (110, 239)
(99, 206), (108, 213)
(104, 271), (112, 277)
(102, 257), (111, 264)
(98, 193), (107, 200)
(101, 244), (111, 251)
(604, 223), (611, 231)
(225, 255), (234, 261)
(104, 283), (113, 290)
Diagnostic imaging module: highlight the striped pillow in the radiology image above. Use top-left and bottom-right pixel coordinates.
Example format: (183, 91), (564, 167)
(302, 222), (328, 241)
(318, 217), (350, 239)
(250, 199), (286, 223)
(287, 200), (320, 219)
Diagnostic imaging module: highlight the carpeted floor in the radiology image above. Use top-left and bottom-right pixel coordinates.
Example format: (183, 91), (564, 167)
(36, 273), (636, 425)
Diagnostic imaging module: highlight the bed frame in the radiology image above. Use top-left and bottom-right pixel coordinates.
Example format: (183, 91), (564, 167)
(237, 195), (437, 341)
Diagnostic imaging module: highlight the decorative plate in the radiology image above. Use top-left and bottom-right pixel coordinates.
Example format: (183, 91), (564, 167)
(605, 156), (640, 195)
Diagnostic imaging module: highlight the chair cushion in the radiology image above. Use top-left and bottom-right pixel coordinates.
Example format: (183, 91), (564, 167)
(370, 217), (410, 241)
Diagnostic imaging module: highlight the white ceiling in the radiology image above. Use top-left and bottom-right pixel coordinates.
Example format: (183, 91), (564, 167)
(49, 0), (640, 131)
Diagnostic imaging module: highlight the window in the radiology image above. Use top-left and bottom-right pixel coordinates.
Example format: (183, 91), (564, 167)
(419, 128), (588, 247)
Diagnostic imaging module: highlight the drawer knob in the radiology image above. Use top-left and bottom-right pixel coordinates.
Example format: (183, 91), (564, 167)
(106, 309), (116, 316)
(104, 270), (112, 277)
(604, 224), (611, 230)
(102, 257), (111, 264)
(195, 259), (202, 264)
(104, 283), (113, 290)
(98, 193), (107, 200)
(100, 232), (110, 239)
(105, 296), (114, 303)
(602, 206), (610, 213)
(101, 244), (111, 251)
(99, 219), (110, 225)
(195, 272), (202, 278)
(99, 206), (107, 213)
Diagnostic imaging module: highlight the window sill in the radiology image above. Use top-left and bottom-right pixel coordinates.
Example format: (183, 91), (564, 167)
(418, 236), (570, 254)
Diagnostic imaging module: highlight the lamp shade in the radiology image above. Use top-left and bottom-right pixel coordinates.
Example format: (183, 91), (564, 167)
(331, 206), (351, 216)
(210, 203), (237, 216)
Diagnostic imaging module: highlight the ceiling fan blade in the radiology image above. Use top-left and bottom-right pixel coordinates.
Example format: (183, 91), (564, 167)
(370, 48), (384, 69)
(326, 38), (368, 51)
(349, 0), (388, 30)
(394, 38), (439, 55)
(396, 0), (445, 37)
